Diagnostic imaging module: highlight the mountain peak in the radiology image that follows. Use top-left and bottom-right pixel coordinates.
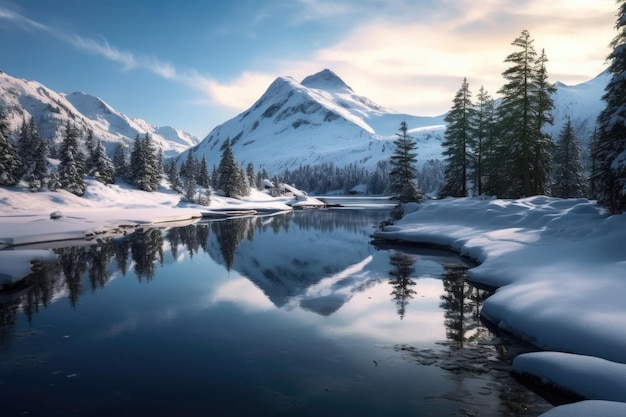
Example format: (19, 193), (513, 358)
(301, 69), (353, 93)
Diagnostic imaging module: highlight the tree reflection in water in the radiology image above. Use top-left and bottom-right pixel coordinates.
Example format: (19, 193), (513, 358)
(384, 247), (551, 416)
(388, 251), (418, 320)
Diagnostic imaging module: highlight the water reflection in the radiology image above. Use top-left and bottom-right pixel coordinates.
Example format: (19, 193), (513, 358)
(0, 207), (553, 416)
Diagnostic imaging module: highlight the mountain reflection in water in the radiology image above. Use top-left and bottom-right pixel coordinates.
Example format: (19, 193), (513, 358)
(0, 206), (552, 417)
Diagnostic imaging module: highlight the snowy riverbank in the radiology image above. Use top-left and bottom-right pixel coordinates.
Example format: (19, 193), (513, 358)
(373, 196), (626, 417)
(0, 180), (324, 285)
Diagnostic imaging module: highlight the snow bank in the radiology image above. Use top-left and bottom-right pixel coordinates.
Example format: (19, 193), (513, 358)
(373, 196), (626, 415)
(538, 400), (626, 417)
(513, 352), (626, 402)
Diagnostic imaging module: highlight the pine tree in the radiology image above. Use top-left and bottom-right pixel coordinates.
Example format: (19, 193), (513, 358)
(85, 129), (97, 175)
(27, 123), (48, 192)
(130, 134), (160, 191)
(246, 162), (256, 189)
(91, 138), (115, 185)
(0, 107), (21, 185)
(17, 118), (33, 178)
(552, 117), (585, 198)
(58, 121), (86, 196)
(217, 139), (243, 198)
(440, 78), (473, 197)
(496, 30), (554, 197)
(389, 121), (421, 202)
(113, 144), (129, 181)
(469, 86), (497, 196)
(594, 0), (626, 213)
(141, 133), (161, 191)
(180, 150), (197, 180)
(165, 159), (181, 191)
(197, 155), (210, 188)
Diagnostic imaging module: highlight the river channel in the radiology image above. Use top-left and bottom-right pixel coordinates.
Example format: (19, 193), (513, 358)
(0, 198), (554, 416)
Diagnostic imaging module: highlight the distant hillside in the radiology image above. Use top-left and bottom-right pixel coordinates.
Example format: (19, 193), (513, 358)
(0, 71), (200, 157)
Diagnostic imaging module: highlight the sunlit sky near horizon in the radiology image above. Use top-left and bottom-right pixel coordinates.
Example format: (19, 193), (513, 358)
(0, 0), (618, 138)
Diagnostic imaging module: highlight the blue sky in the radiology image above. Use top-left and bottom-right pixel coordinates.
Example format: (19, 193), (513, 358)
(0, 0), (617, 137)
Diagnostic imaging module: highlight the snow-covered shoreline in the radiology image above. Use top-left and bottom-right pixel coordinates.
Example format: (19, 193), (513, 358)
(373, 196), (626, 417)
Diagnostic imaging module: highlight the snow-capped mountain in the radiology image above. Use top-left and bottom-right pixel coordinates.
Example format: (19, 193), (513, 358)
(0, 71), (200, 157)
(186, 69), (447, 173)
(184, 68), (608, 175)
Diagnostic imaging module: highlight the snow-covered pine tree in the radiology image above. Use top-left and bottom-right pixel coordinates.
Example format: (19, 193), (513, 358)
(180, 150), (197, 180)
(217, 139), (242, 198)
(91, 138), (116, 185)
(165, 159), (181, 191)
(440, 77), (473, 197)
(0, 107), (21, 185)
(593, 0), (626, 213)
(389, 121), (421, 202)
(182, 176), (197, 202)
(141, 133), (161, 191)
(27, 125), (48, 192)
(113, 144), (129, 182)
(129, 134), (143, 184)
(130, 134), (160, 191)
(552, 117), (585, 198)
(85, 129), (97, 175)
(197, 155), (210, 188)
(58, 121), (86, 196)
(246, 162), (256, 189)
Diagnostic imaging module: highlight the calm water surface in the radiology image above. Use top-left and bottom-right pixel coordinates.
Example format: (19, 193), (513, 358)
(0, 199), (552, 416)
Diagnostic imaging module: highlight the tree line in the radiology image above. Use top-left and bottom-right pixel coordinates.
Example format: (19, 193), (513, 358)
(439, 23), (626, 214)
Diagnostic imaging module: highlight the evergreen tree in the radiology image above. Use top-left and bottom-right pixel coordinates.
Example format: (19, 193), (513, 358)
(495, 30), (554, 197)
(469, 86), (497, 196)
(27, 123), (48, 191)
(0, 107), (21, 185)
(91, 138), (116, 184)
(17, 118), (34, 178)
(141, 133), (161, 191)
(217, 139), (245, 198)
(113, 144), (129, 181)
(552, 117), (585, 198)
(58, 121), (86, 196)
(165, 159), (181, 191)
(182, 176), (198, 202)
(389, 121), (421, 202)
(84, 129), (97, 175)
(130, 134), (160, 191)
(129, 134), (143, 183)
(246, 162), (256, 189)
(180, 150), (197, 180)
(197, 155), (210, 188)
(593, 0), (626, 213)
(440, 78), (473, 197)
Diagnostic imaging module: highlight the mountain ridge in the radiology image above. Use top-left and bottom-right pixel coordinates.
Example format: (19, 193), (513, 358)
(0, 71), (201, 158)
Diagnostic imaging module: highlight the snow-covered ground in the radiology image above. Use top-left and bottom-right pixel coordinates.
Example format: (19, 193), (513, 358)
(373, 196), (626, 417)
(0, 180), (324, 285)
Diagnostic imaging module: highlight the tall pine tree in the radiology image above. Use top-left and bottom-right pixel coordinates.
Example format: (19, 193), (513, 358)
(58, 121), (86, 196)
(495, 30), (554, 197)
(594, 0), (626, 213)
(440, 78), (473, 197)
(0, 107), (21, 185)
(552, 117), (585, 198)
(469, 86), (497, 196)
(91, 138), (116, 185)
(389, 121), (421, 202)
